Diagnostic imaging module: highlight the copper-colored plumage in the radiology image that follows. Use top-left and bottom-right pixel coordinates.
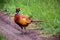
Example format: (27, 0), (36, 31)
(14, 14), (31, 26)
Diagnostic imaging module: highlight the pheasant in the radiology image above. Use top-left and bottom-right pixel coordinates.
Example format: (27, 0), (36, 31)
(14, 8), (44, 33)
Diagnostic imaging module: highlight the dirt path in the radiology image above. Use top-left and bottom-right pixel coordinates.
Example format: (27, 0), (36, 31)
(0, 11), (60, 40)
(0, 11), (45, 40)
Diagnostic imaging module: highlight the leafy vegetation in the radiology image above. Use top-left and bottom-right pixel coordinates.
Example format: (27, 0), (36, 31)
(0, 0), (60, 35)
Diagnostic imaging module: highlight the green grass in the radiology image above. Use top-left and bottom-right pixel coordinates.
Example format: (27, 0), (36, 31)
(0, 35), (5, 40)
(0, 0), (60, 35)
(0, 33), (6, 40)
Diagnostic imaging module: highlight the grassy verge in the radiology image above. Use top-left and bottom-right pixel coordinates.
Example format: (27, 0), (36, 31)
(0, 31), (6, 40)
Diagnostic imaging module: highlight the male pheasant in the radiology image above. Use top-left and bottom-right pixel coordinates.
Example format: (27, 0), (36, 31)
(14, 8), (43, 33)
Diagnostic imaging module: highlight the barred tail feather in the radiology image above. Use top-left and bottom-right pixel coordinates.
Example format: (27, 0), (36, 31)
(31, 20), (44, 22)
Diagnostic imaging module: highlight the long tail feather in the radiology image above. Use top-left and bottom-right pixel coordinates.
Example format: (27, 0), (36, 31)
(31, 20), (44, 22)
